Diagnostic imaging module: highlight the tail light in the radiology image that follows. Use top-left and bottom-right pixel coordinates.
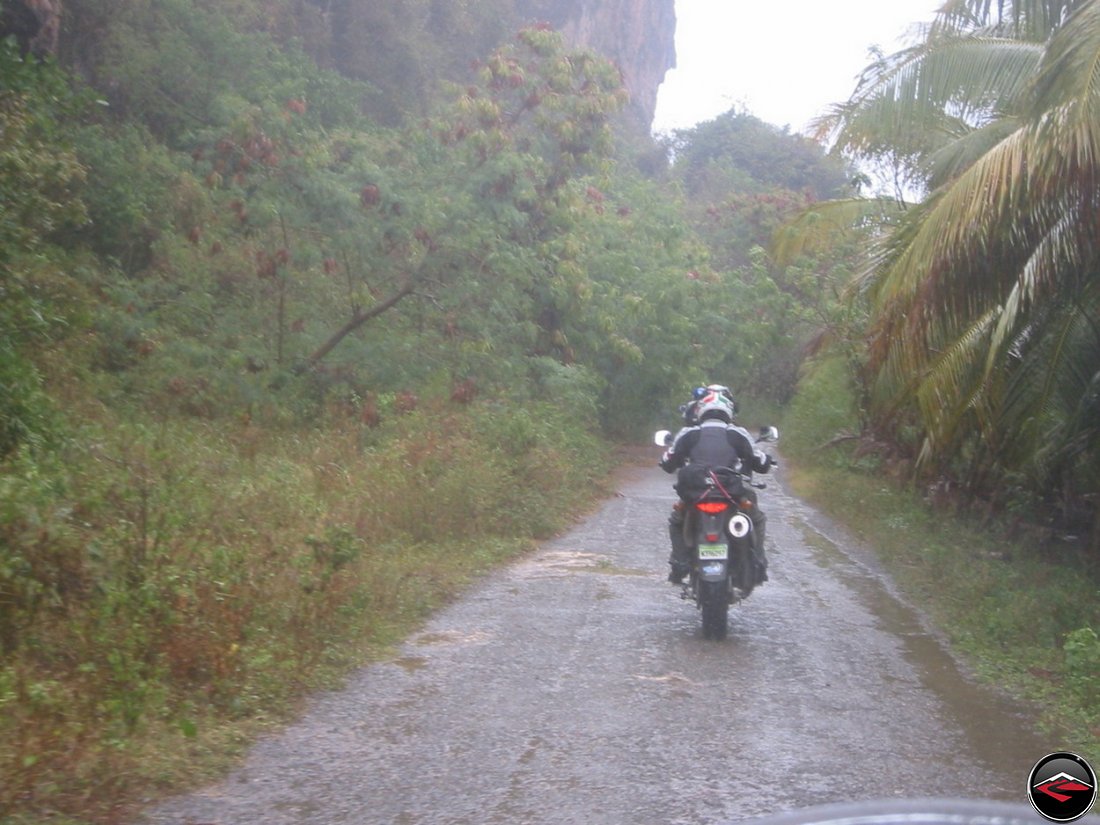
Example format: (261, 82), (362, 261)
(697, 500), (729, 542)
(695, 501), (729, 515)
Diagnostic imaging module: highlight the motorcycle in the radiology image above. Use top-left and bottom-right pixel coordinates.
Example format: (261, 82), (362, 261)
(653, 425), (779, 640)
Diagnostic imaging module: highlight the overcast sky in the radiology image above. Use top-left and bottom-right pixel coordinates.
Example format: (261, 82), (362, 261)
(652, 0), (945, 136)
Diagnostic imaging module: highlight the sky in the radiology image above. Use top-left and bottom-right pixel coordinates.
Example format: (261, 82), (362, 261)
(652, 0), (945, 136)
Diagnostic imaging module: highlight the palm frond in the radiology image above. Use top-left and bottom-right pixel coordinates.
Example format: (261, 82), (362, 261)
(934, 0), (1090, 40)
(863, 123), (1030, 310)
(917, 36), (1042, 119)
(769, 198), (899, 268)
(923, 115), (1023, 184)
(1032, 0), (1100, 127)
(812, 0), (1100, 528)
(998, 287), (1100, 477)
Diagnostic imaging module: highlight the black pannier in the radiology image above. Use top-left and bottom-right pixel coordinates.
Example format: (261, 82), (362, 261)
(674, 464), (743, 502)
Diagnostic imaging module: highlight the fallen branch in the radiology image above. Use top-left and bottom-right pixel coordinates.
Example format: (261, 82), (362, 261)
(812, 431), (861, 452)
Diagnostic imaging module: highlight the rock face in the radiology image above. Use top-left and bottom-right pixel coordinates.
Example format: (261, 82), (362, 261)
(518, 0), (677, 128)
(1, 0), (61, 57)
(2, 0), (677, 130)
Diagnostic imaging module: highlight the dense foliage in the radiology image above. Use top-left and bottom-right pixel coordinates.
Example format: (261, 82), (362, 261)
(0, 0), (861, 819)
(775, 0), (1099, 751)
(0, 40), (88, 457)
(662, 111), (860, 402)
(804, 0), (1100, 549)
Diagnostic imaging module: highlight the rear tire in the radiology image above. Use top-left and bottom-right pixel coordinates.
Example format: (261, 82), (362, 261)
(699, 580), (728, 640)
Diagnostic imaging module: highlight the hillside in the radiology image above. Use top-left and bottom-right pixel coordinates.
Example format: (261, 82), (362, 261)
(0, 1), (868, 820)
(5, 0), (674, 129)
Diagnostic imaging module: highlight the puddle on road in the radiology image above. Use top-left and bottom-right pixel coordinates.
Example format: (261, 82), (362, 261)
(386, 629), (494, 670)
(796, 517), (1049, 772)
(521, 550), (649, 579)
(412, 629), (492, 646)
(390, 656), (429, 672)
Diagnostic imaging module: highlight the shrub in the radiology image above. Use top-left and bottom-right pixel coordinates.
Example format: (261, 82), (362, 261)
(781, 354), (861, 462)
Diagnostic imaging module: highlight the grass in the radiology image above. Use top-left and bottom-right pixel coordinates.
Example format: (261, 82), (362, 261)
(4, 361), (1097, 823)
(0, 398), (610, 824)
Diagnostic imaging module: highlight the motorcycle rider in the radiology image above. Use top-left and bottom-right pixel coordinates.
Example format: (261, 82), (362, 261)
(659, 389), (773, 585)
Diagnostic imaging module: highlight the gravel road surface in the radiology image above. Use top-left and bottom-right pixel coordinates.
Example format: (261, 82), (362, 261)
(140, 456), (1057, 825)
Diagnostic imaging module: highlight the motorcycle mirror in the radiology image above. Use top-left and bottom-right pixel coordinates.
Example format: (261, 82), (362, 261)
(654, 429), (672, 447)
(756, 426), (779, 443)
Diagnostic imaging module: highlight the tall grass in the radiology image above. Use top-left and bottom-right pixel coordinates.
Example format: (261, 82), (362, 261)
(0, 399), (607, 823)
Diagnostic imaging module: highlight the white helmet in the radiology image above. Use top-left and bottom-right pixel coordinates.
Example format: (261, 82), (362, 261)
(695, 390), (734, 423)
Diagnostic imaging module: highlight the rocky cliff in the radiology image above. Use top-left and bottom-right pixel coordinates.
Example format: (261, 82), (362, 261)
(517, 0), (677, 128)
(1, 0), (60, 57)
(3, 0), (677, 130)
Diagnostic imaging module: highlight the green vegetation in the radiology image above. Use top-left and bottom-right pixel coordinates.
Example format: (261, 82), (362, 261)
(1, 2), (851, 818)
(3, 0), (1098, 819)
(805, 0), (1100, 550)
(659, 111), (860, 403)
(1, 399), (606, 820)
(772, 0), (1100, 767)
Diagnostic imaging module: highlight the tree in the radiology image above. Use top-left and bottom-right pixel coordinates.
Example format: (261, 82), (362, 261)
(670, 110), (851, 203)
(302, 26), (630, 368)
(661, 110), (861, 405)
(814, 0), (1100, 542)
(0, 41), (88, 455)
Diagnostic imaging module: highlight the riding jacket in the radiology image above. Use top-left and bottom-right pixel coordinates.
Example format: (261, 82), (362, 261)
(659, 419), (770, 476)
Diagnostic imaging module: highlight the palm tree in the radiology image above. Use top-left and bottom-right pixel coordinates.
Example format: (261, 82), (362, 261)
(812, 0), (1100, 546)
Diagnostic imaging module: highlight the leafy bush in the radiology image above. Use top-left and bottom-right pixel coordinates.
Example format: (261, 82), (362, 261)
(0, 41), (90, 458)
(0, 395), (610, 820)
(781, 354), (862, 463)
(0, 346), (54, 458)
(68, 123), (180, 273)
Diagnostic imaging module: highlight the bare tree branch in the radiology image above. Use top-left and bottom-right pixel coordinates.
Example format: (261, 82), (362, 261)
(302, 276), (417, 369)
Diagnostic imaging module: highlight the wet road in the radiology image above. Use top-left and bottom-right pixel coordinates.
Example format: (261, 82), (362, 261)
(141, 458), (1055, 825)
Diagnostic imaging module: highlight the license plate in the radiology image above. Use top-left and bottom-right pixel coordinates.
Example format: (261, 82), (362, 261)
(698, 543), (727, 560)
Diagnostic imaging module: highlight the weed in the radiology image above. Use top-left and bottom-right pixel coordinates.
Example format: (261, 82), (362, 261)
(0, 396), (608, 822)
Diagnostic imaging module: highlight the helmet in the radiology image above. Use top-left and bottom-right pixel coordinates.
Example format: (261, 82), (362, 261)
(695, 391), (734, 423)
(682, 386), (710, 424)
(705, 384), (738, 416)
